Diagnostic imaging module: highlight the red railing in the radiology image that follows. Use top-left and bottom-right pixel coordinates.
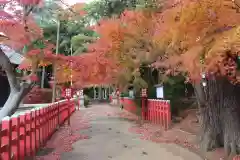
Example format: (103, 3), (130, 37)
(119, 98), (171, 130)
(120, 98), (137, 114)
(147, 99), (171, 130)
(0, 99), (75, 160)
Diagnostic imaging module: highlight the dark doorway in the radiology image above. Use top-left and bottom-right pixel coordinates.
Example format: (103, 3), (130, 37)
(0, 74), (10, 107)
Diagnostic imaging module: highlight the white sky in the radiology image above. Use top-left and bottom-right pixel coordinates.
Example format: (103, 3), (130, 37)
(65, 0), (96, 5)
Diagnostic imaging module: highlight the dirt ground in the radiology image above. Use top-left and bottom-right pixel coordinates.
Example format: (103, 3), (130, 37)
(173, 109), (225, 160)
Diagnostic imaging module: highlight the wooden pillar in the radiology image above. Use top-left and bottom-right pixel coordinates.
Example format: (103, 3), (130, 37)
(109, 86), (112, 99)
(98, 86), (101, 100)
(41, 66), (45, 88)
(104, 87), (107, 99)
(103, 87), (106, 99)
(93, 86), (96, 100)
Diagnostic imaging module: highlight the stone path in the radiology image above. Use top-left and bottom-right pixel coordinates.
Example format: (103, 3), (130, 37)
(58, 104), (203, 160)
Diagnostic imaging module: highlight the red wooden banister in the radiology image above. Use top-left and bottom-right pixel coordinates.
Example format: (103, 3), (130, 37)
(0, 99), (76, 160)
(119, 98), (171, 130)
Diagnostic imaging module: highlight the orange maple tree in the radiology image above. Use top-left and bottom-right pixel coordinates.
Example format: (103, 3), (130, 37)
(55, 49), (119, 88)
(150, 0), (240, 82)
(73, 0), (240, 157)
(78, 10), (159, 90)
(141, 0), (240, 158)
(0, 0), (43, 119)
(0, 0), (74, 118)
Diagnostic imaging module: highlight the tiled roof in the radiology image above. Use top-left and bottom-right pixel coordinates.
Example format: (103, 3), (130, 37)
(0, 45), (24, 64)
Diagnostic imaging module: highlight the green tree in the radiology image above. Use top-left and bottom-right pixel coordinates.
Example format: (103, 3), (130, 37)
(42, 20), (97, 55)
(84, 0), (137, 21)
(33, 0), (97, 56)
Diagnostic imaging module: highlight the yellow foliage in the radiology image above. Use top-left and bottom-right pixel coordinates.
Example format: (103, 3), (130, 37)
(152, 0), (240, 81)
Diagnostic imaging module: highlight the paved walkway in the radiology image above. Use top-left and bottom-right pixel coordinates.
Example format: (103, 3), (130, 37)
(37, 104), (203, 160)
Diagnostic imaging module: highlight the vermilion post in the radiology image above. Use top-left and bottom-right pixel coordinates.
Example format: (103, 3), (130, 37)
(160, 101), (163, 126)
(36, 108), (40, 150)
(45, 107), (48, 141)
(145, 100), (148, 121)
(141, 88), (147, 121)
(47, 107), (50, 138)
(32, 109), (37, 156)
(157, 101), (160, 124)
(152, 100), (154, 123)
(42, 107), (46, 144)
(159, 101), (163, 125)
(153, 100), (155, 122)
(21, 113), (27, 158)
(40, 108), (44, 146)
(68, 98), (71, 126)
(11, 114), (20, 160)
(57, 101), (60, 128)
(1, 116), (12, 160)
(26, 111), (32, 157)
(9, 117), (12, 160)
(154, 100), (157, 123)
(149, 101), (151, 121)
(151, 101), (153, 121)
(164, 101), (168, 130)
(16, 115), (20, 160)
(166, 100), (171, 130)
(147, 100), (149, 121)
(49, 106), (52, 134)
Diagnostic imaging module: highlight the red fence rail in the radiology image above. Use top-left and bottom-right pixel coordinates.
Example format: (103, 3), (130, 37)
(0, 99), (75, 160)
(120, 98), (137, 114)
(147, 99), (171, 130)
(119, 98), (171, 130)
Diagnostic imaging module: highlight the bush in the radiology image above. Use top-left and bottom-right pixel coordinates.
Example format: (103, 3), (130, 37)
(23, 87), (52, 104)
(163, 75), (193, 116)
(120, 92), (129, 97)
(84, 95), (90, 107)
(84, 88), (94, 98)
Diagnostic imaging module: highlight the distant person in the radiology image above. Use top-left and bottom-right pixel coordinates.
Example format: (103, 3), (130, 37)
(129, 90), (134, 99)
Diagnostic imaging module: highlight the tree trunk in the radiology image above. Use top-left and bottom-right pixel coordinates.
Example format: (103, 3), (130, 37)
(194, 77), (240, 160)
(0, 90), (27, 119)
(0, 48), (33, 120)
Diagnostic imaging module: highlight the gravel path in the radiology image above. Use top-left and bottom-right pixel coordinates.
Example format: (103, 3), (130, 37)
(60, 104), (203, 160)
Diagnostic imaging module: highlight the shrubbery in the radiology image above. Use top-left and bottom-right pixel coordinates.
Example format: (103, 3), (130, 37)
(84, 95), (90, 107)
(23, 86), (52, 104)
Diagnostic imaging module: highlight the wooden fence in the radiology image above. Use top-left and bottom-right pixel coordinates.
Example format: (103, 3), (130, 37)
(120, 98), (137, 114)
(147, 99), (171, 130)
(119, 97), (171, 130)
(0, 99), (75, 160)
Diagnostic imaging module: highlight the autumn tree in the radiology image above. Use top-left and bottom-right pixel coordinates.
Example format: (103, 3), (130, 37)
(52, 0), (146, 91)
(0, 0), (76, 119)
(81, 0), (240, 158)
(87, 9), (164, 90)
(39, 2), (108, 88)
(0, 0), (45, 119)
(56, 52), (118, 88)
(149, 0), (240, 158)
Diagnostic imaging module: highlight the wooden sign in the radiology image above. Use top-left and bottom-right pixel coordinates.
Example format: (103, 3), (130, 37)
(156, 86), (164, 98)
(77, 90), (83, 96)
(64, 88), (72, 99)
(141, 88), (147, 97)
